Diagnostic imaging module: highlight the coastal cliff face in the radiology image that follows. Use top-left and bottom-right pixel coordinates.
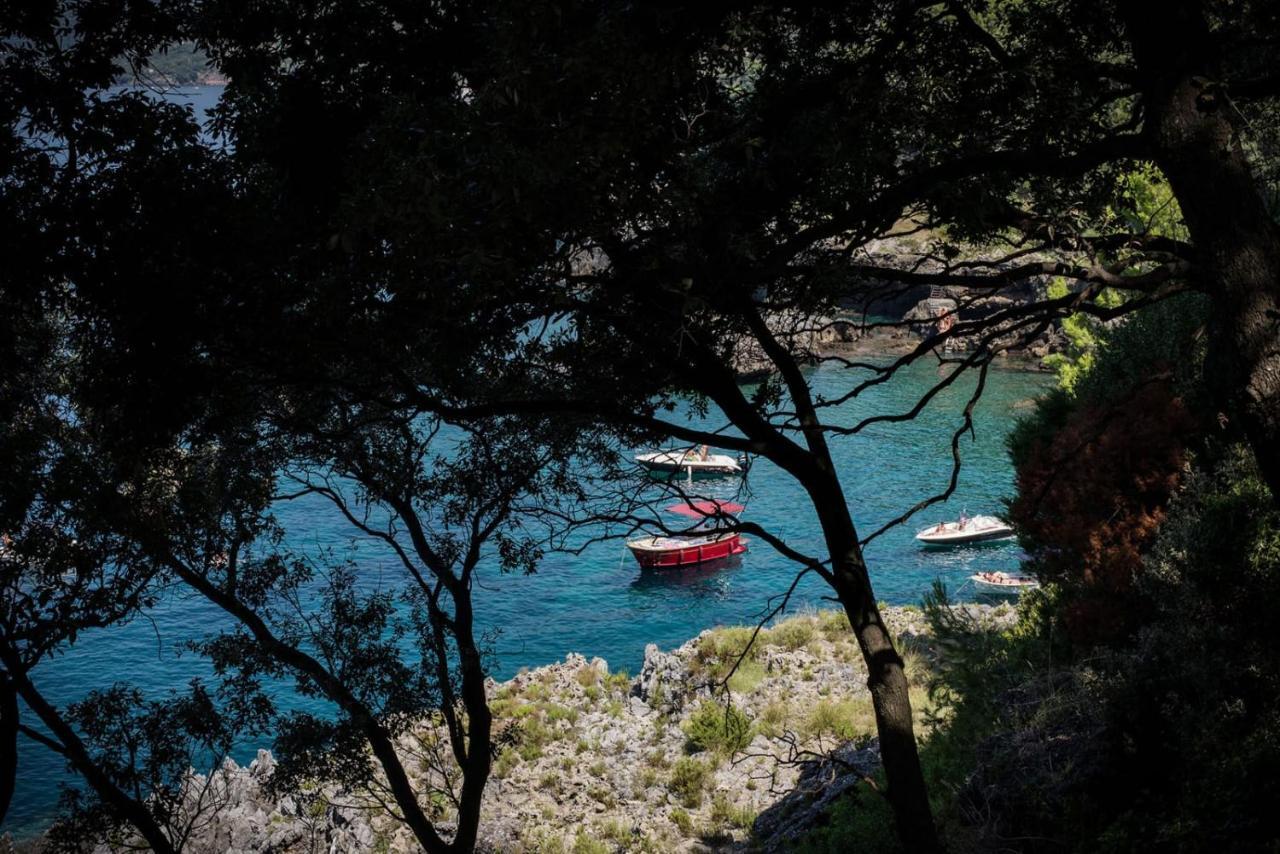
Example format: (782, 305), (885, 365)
(94, 605), (1011, 853)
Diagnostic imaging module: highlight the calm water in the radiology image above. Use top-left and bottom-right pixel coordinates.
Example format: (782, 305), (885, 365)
(4, 87), (1050, 839)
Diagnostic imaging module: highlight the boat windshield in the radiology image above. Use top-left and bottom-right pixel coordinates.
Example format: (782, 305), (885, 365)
(692, 514), (737, 533)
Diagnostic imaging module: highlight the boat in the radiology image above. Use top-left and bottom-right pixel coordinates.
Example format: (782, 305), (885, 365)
(634, 445), (744, 478)
(915, 514), (1014, 546)
(626, 500), (748, 569)
(969, 571), (1040, 595)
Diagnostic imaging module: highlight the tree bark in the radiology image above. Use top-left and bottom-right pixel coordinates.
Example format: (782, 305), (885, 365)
(689, 323), (940, 851)
(447, 597), (492, 854)
(0, 650), (175, 854)
(0, 672), (17, 827)
(809, 472), (940, 853)
(1124, 0), (1280, 499)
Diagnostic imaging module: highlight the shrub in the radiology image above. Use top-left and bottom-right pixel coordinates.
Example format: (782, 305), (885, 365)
(817, 609), (851, 638)
(802, 698), (875, 742)
(668, 757), (712, 808)
(538, 771), (562, 794)
(709, 793), (756, 831)
(764, 616), (815, 650)
(725, 658), (766, 694)
(570, 832), (608, 854)
(575, 665), (600, 689)
(1009, 381), (1195, 645)
(756, 700), (791, 738)
(683, 702), (754, 754)
(605, 670), (632, 694)
(493, 748), (520, 779)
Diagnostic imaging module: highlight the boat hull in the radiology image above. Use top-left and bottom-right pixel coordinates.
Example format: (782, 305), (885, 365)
(627, 534), (747, 569)
(635, 451), (743, 478)
(970, 576), (1039, 596)
(916, 528), (1015, 547)
(915, 516), (1015, 547)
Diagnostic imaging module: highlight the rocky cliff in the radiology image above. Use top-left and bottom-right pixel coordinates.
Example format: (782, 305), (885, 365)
(84, 605), (1012, 853)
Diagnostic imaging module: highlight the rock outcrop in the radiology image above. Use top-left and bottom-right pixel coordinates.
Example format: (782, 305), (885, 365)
(79, 605), (1016, 853)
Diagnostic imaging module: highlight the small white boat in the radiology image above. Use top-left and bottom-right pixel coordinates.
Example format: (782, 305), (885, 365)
(969, 571), (1040, 595)
(915, 514), (1014, 546)
(635, 445), (744, 478)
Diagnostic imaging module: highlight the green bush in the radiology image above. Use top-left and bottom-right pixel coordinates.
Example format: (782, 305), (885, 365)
(668, 757), (713, 808)
(763, 616), (815, 650)
(682, 702), (754, 754)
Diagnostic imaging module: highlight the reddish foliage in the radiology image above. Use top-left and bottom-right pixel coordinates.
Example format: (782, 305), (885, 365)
(1010, 383), (1196, 644)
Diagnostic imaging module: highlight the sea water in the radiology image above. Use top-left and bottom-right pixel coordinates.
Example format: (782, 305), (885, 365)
(5, 355), (1047, 838)
(4, 86), (1050, 838)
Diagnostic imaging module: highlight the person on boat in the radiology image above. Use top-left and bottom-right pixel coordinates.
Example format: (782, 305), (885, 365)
(699, 444), (710, 460)
(958, 511), (969, 530)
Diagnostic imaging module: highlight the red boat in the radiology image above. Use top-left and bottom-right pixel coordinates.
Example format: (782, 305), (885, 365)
(627, 500), (748, 569)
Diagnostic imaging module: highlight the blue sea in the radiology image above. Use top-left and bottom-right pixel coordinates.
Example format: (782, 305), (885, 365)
(3, 86), (1050, 840)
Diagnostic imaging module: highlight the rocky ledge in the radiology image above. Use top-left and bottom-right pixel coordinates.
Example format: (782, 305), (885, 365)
(108, 604), (1013, 853)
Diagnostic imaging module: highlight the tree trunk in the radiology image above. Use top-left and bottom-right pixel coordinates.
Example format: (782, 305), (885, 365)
(1124, 0), (1280, 499)
(688, 326), (940, 850)
(0, 672), (16, 827)
(0, 652), (175, 854)
(809, 474), (940, 852)
(447, 597), (492, 854)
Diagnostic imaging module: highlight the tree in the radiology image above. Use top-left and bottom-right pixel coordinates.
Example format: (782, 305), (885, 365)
(2, 6), (600, 851)
(7, 0), (1279, 849)
(194, 1), (1280, 845)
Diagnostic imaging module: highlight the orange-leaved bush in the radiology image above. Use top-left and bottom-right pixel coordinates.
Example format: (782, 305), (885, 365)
(1009, 382), (1197, 645)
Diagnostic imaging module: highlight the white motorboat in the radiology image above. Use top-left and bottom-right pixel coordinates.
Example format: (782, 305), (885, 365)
(635, 445), (744, 478)
(915, 514), (1014, 546)
(969, 571), (1040, 595)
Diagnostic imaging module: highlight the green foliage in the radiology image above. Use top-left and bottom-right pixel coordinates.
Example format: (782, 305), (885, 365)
(725, 658), (766, 694)
(1104, 162), (1189, 242)
(708, 793), (756, 831)
(1072, 292), (1209, 409)
(668, 757), (713, 808)
(792, 780), (899, 854)
(693, 626), (760, 680)
(138, 42), (213, 85)
(570, 831), (609, 854)
(905, 448), (1280, 851)
(1005, 386), (1075, 471)
(682, 703), (754, 754)
(669, 808), (695, 836)
(801, 698), (876, 742)
(763, 617), (815, 651)
(1041, 278), (1124, 392)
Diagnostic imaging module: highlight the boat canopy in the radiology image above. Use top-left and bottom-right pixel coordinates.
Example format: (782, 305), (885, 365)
(666, 499), (746, 518)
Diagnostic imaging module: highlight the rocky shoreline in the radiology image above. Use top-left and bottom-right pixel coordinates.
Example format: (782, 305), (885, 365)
(74, 605), (1013, 853)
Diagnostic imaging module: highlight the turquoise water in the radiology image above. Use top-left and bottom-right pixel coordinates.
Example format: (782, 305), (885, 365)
(5, 85), (1052, 839)
(4, 357), (1047, 838)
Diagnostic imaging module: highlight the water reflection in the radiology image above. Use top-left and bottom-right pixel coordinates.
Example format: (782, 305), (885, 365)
(628, 555), (744, 594)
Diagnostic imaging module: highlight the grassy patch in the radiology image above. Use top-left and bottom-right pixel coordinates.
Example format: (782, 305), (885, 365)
(764, 616), (816, 650)
(802, 697), (876, 742)
(726, 658), (766, 694)
(683, 702), (754, 754)
(493, 748), (520, 779)
(571, 831), (609, 854)
(668, 757), (713, 808)
(756, 699), (792, 738)
(709, 793), (757, 831)
(817, 609), (852, 638)
(575, 665), (601, 689)
(605, 669), (631, 694)
(670, 808), (695, 836)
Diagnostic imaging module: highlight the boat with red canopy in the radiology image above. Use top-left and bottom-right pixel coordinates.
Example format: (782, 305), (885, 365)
(626, 500), (748, 569)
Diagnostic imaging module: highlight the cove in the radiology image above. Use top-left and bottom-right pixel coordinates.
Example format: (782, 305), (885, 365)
(3, 357), (1049, 839)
